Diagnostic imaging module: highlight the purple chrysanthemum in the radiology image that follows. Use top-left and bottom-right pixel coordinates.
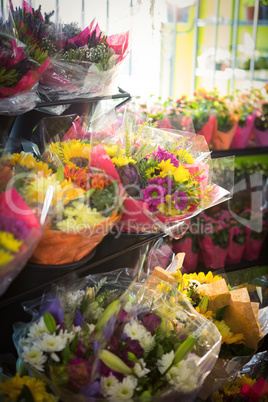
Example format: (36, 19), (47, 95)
(142, 183), (168, 212)
(151, 146), (179, 167)
(0, 215), (30, 240)
(141, 313), (161, 335)
(171, 191), (188, 211)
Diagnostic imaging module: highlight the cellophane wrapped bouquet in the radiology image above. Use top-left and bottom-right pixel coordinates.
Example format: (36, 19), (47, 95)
(0, 158), (51, 295)
(93, 120), (234, 237)
(9, 1), (129, 101)
(0, 4), (50, 114)
(13, 267), (221, 401)
(144, 246), (268, 400)
(2, 121), (123, 265)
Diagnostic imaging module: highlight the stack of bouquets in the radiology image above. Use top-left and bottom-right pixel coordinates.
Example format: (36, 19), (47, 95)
(0, 5), (50, 114)
(146, 256), (268, 400)
(10, 1), (129, 101)
(13, 267), (222, 401)
(0, 160), (47, 295)
(94, 122), (234, 238)
(2, 123), (123, 265)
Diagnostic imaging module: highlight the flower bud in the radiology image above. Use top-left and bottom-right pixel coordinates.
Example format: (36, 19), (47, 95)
(100, 350), (133, 375)
(172, 336), (196, 366)
(95, 299), (120, 334)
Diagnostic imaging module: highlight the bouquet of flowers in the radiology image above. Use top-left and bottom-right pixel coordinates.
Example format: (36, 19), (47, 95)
(10, 1), (129, 101)
(241, 209), (267, 262)
(148, 259), (268, 399)
(212, 351), (268, 401)
(0, 186), (43, 296)
(2, 135), (122, 265)
(254, 102), (268, 146)
(13, 268), (221, 401)
(98, 122), (234, 237)
(226, 218), (247, 265)
(0, 25), (50, 114)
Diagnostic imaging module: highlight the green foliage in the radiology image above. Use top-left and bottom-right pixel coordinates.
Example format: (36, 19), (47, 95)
(216, 305), (229, 321)
(0, 67), (19, 88)
(90, 181), (118, 214)
(43, 312), (57, 334)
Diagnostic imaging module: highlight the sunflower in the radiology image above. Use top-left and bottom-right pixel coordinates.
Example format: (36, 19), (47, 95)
(0, 373), (54, 401)
(49, 140), (91, 170)
(7, 152), (52, 176)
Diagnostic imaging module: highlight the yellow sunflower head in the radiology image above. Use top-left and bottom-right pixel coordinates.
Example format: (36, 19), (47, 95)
(8, 152), (52, 176)
(48, 140), (91, 170)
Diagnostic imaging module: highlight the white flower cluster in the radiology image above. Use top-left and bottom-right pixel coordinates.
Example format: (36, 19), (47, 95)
(157, 351), (201, 395)
(20, 317), (76, 372)
(123, 319), (155, 353)
(65, 289), (85, 307)
(101, 374), (138, 400)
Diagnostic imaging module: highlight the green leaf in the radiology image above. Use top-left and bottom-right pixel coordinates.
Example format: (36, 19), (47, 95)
(61, 344), (71, 365)
(17, 385), (34, 402)
(56, 165), (64, 183)
(70, 332), (79, 352)
(128, 352), (140, 364)
(43, 312), (56, 334)
(172, 336), (196, 366)
(156, 344), (164, 359)
(216, 305), (229, 321)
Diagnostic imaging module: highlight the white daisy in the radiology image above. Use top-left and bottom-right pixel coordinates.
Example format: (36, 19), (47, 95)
(133, 358), (150, 378)
(175, 309), (188, 323)
(27, 317), (49, 340)
(100, 374), (119, 397)
(112, 376), (138, 400)
(167, 353), (201, 394)
(156, 350), (174, 374)
(36, 332), (67, 352)
(22, 346), (47, 371)
(124, 319), (155, 352)
(66, 289), (85, 306)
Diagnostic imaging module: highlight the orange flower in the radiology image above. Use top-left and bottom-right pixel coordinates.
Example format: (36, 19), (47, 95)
(90, 174), (112, 190)
(64, 166), (88, 190)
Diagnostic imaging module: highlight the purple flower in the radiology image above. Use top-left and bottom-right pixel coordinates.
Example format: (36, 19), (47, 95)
(151, 146), (179, 167)
(117, 309), (129, 323)
(39, 297), (64, 325)
(116, 164), (141, 197)
(171, 191), (188, 211)
(81, 381), (101, 398)
(103, 315), (116, 341)
(67, 357), (94, 389)
(0, 215), (31, 240)
(124, 337), (144, 359)
(74, 309), (85, 326)
(141, 313), (161, 335)
(142, 177), (173, 211)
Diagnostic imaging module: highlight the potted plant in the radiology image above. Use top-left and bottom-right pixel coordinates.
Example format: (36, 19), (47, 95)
(242, 0), (261, 20)
(198, 212), (231, 269)
(228, 88), (263, 149)
(172, 226), (199, 273)
(208, 91), (239, 150)
(177, 90), (217, 145)
(226, 220), (247, 264)
(254, 102), (268, 146)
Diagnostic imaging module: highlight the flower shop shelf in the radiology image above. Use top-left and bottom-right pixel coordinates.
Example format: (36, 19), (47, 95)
(197, 18), (268, 27)
(211, 146), (268, 158)
(1, 87), (131, 152)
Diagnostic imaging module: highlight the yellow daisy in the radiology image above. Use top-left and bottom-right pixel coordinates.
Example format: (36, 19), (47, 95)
(172, 165), (190, 183)
(213, 320), (245, 344)
(48, 140), (91, 170)
(105, 145), (125, 158)
(111, 155), (136, 167)
(0, 232), (22, 252)
(175, 149), (194, 164)
(146, 159), (176, 179)
(8, 152), (52, 176)
(183, 271), (222, 284)
(0, 249), (14, 265)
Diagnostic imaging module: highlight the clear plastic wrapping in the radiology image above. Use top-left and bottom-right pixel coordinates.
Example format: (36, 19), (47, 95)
(13, 267), (221, 401)
(92, 121), (234, 238)
(4, 117), (124, 265)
